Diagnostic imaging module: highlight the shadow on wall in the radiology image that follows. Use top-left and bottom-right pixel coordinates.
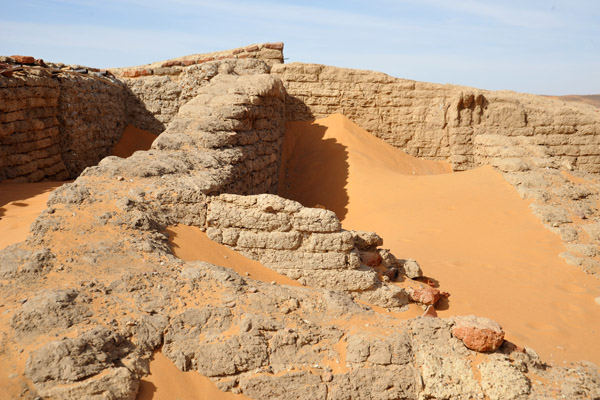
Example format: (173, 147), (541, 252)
(277, 122), (350, 220)
(123, 85), (166, 135)
(284, 93), (315, 122)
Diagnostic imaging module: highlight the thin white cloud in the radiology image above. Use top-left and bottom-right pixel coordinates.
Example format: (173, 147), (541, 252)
(0, 20), (207, 67)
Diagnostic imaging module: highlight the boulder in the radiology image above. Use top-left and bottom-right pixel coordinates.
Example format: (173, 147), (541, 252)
(11, 55), (36, 64)
(452, 315), (505, 352)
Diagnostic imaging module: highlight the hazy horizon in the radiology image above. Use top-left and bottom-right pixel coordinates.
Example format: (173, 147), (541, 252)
(1, 0), (599, 95)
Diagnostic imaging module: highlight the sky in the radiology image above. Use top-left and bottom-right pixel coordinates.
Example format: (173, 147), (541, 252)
(1, 0), (599, 95)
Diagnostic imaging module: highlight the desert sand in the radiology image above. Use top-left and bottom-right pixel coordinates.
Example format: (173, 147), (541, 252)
(0, 181), (65, 249)
(112, 125), (158, 158)
(137, 352), (249, 400)
(279, 114), (600, 366)
(553, 94), (600, 109)
(2, 113), (600, 399)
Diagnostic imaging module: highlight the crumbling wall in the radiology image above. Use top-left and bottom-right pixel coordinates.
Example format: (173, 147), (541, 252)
(2, 59), (599, 400)
(272, 63), (600, 173)
(0, 69), (68, 182)
(85, 71), (287, 204)
(0, 64), (130, 182)
(56, 72), (128, 177)
(117, 58), (273, 134)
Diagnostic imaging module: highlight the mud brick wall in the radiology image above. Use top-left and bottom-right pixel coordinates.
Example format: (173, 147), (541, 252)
(0, 68), (130, 182)
(151, 72), (286, 196)
(0, 69), (68, 182)
(56, 72), (128, 178)
(118, 58), (273, 135)
(272, 63), (600, 173)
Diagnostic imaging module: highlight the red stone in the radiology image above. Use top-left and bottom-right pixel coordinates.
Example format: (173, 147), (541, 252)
(11, 55), (35, 64)
(452, 315), (505, 352)
(122, 70), (141, 78)
(264, 42), (284, 50)
(237, 54), (252, 59)
(181, 60), (196, 66)
(245, 45), (259, 52)
(232, 49), (243, 55)
(138, 69), (152, 76)
(162, 61), (182, 67)
(408, 287), (440, 305)
(359, 251), (382, 267)
(196, 57), (214, 64)
(1, 67), (21, 77)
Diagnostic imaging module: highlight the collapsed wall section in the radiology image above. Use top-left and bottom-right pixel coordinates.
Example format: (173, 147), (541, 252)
(117, 58), (273, 135)
(272, 63), (600, 173)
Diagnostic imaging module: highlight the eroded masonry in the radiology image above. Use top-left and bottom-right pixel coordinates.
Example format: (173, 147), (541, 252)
(0, 43), (599, 399)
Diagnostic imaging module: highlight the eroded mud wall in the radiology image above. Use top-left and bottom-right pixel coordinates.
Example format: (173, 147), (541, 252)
(0, 68), (129, 182)
(272, 63), (600, 173)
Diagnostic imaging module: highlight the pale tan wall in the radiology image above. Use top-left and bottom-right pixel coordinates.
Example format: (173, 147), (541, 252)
(272, 63), (600, 173)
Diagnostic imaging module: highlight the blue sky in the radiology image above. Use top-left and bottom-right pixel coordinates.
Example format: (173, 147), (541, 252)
(1, 0), (598, 95)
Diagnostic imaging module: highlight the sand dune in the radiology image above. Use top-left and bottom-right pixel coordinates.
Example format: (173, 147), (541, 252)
(112, 125), (158, 158)
(279, 113), (600, 366)
(552, 94), (600, 109)
(2, 115), (599, 397)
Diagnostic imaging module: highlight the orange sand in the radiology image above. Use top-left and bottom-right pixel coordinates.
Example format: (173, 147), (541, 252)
(112, 125), (157, 158)
(138, 352), (248, 400)
(280, 114), (600, 366)
(0, 181), (65, 250)
(167, 225), (301, 287)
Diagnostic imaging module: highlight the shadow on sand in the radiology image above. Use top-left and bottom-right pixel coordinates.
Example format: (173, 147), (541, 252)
(277, 121), (350, 220)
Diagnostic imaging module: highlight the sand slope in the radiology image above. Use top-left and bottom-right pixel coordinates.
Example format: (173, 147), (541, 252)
(112, 125), (158, 158)
(0, 181), (65, 250)
(280, 114), (600, 366)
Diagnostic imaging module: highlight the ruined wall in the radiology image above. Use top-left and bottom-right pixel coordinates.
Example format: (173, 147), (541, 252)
(272, 63), (600, 173)
(119, 59), (271, 134)
(86, 72), (286, 204)
(0, 65), (130, 182)
(110, 42), (284, 78)
(0, 69), (67, 182)
(0, 46), (284, 183)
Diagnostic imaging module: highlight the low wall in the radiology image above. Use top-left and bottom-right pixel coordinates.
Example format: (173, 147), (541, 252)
(272, 63), (600, 172)
(0, 44), (284, 183)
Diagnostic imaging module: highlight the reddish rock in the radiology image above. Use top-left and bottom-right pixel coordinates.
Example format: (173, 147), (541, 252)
(359, 251), (382, 267)
(11, 55), (35, 64)
(407, 287), (440, 305)
(264, 42), (284, 50)
(245, 45), (259, 52)
(181, 60), (196, 66)
(162, 61), (182, 67)
(122, 70), (140, 78)
(237, 54), (252, 59)
(138, 69), (152, 76)
(232, 49), (244, 55)
(1, 66), (22, 77)
(452, 315), (505, 352)
(196, 57), (214, 64)
(0, 62), (10, 70)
